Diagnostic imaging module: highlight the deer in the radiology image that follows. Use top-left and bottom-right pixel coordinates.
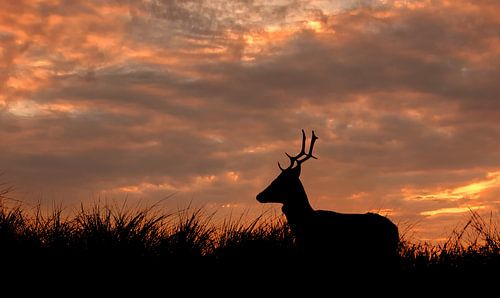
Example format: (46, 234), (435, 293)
(256, 130), (399, 272)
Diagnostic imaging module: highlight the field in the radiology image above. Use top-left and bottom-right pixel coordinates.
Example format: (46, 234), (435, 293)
(1, 199), (498, 279)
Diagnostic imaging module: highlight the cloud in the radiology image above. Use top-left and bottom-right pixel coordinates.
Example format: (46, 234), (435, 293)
(1, 0), (499, 240)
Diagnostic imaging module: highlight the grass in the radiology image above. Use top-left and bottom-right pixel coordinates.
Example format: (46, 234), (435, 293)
(0, 200), (294, 263)
(0, 194), (498, 280)
(399, 210), (499, 274)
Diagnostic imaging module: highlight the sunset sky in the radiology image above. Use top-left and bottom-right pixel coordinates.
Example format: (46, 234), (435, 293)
(1, 0), (500, 241)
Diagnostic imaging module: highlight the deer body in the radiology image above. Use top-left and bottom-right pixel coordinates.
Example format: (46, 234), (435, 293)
(256, 130), (399, 270)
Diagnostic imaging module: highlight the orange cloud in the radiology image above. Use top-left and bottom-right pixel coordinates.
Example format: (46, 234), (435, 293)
(404, 171), (500, 201)
(420, 205), (485, 217)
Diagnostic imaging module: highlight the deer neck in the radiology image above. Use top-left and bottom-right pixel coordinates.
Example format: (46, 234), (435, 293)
(281, 180), (314, 224)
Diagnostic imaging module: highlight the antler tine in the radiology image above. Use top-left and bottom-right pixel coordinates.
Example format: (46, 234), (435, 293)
(280, 129), (307, 170)
(296, 130), (319, 166)
(292, 129), (307, 159)
(308, 130), (318, 158)
(300, 129), (307, 156)
(279, 130), (318, 171)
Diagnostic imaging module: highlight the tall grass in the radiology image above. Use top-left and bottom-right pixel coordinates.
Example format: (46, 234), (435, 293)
(399, 211), (499, 273)
(0, 196), (498, 274)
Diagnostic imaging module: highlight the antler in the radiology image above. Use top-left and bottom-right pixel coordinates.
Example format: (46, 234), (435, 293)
(278, 129), (318, 171)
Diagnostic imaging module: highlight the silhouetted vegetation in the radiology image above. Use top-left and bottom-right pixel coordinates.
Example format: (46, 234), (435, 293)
(399, 210), (499, 274)
(1, 200), (497, 279)
(0, 173), (497, 287)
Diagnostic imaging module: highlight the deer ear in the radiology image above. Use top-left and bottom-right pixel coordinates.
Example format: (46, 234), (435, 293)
(290, 164), (301, 177)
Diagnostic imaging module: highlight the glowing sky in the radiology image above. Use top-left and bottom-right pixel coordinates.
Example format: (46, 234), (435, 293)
(1, 0), (500, 241)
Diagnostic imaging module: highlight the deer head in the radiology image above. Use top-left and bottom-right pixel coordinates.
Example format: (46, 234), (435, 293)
(256, 130), (318, 205)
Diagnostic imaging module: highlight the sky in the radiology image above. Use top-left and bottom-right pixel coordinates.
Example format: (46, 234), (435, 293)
(1, 0), (500, 241)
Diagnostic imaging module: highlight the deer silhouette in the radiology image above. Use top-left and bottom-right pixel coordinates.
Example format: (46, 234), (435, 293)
(256, 130), (399, 271)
